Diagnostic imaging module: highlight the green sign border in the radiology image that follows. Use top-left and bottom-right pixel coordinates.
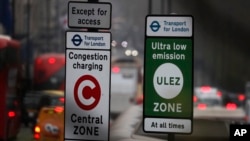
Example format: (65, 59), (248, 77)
(143, 15), (194, 134)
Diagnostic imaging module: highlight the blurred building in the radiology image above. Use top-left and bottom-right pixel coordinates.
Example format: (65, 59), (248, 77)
(11, 0), (67, 55)
(1, 0), (250, 92)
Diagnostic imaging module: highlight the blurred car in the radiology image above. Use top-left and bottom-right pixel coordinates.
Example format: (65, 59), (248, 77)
(223, 92), (246, 108)
(193, 86), (246, 122)
(110, 57), (142, 114)
(33, 106), (64, 141)
(193, 86), (223, 108)
(23, 90), (64, 128)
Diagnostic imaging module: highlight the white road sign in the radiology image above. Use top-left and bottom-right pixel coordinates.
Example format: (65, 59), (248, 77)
(65, 31), (111, 140)
(68, 2), (111, 29)
(146, 16), (193, 37)
(66, 32), (111, 50)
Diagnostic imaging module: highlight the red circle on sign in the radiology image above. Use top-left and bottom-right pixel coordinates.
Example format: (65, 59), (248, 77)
(74, 75), (101, 110)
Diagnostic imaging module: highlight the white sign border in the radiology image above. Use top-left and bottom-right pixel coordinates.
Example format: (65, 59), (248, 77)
(64, 31), (111, 140)
(68, 1), (112, 29)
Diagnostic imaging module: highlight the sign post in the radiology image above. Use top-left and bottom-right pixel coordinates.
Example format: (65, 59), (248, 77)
(65, 1), (112, 141)
(143, 15), (194, 134)
(65, 31), (111, 140)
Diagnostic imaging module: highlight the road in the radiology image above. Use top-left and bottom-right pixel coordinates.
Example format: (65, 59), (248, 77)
(16, 125), (33, 141)
(18, 105), (245, 141)
(109, 105), (235, 141)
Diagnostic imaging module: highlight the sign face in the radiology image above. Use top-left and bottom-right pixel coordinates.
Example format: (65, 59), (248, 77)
(143, 15), (193, 134)
(146, 16), (193, 37)
(65, 31), (111, 140)
(68, 2), (111, 29)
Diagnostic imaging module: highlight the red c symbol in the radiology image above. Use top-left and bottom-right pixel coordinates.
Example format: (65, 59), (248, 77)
(74, 75), (101, 110)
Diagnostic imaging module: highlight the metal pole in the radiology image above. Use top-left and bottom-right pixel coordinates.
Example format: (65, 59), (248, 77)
(148, 0), (152, 14)
(167, 0), (172, 14)
(168, 133), (175, 141)
(161, 0), (164, 14)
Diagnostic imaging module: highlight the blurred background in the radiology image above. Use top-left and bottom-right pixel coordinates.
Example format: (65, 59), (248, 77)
(1, 0), (250, 92)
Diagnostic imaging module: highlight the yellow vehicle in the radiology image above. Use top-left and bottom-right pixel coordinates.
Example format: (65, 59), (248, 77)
(23, 90), (65, 128)
(31, 89), (65, 141)
(33, 106), (64, 141)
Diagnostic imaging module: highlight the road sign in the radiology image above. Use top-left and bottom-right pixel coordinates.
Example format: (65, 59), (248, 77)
(68, 2), (111, 29)
(143, 15), (193, 134)
(146, 16), (193, 37)
(65, 31), (111, 140)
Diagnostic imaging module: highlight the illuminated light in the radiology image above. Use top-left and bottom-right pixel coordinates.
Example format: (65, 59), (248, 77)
(238, 94), (245, 101)
(200, 86), (211, 92)
(111, 40), (117, 47)
(217, 91), (222, 97)
(193, 96), (197, 102)
(48, 57), (56, 64)
(121, 41), (128, 48)
(136, 94), (144, 105)
(33, 133), (40, 140)
(125, 49), (132, 56)
(8, 111), (16, 118)
(34, 126), (41, 133)
(59, 97), (65, 103)
(197, 103), (207, 110)
(226, 102), (237, 110)
(132, 50), (138, 56)
(112, 66), (120, 73)
(54, 106), (64, 113)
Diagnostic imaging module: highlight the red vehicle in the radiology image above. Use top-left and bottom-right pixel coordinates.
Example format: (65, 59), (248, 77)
(33, 53), (65, 90)
(0, 35), (22, 140)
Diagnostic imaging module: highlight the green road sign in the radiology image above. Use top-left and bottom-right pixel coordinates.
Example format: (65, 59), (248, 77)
(143, 15), (193, 134)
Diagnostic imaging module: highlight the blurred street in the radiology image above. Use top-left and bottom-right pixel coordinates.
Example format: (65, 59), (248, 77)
(16, 126), (33, 141)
